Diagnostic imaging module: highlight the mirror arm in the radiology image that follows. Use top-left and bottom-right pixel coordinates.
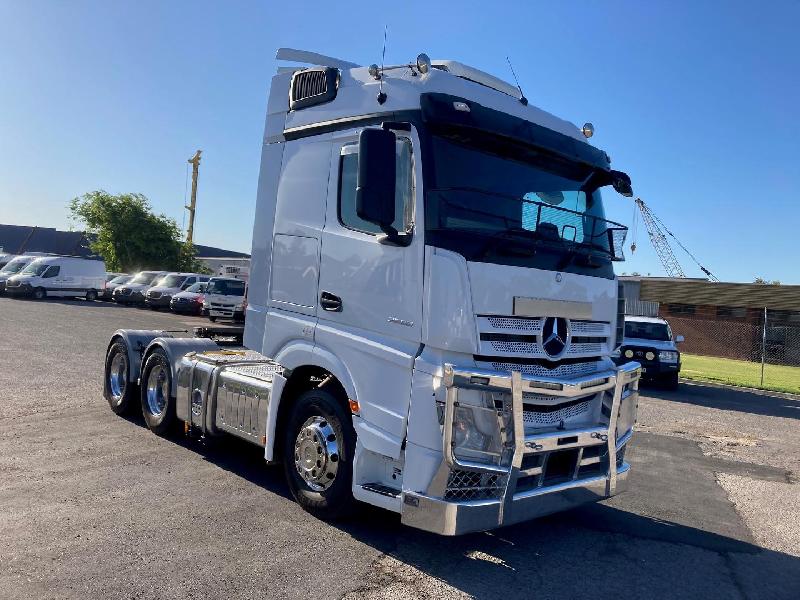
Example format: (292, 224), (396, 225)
(377, 226), (413, 247)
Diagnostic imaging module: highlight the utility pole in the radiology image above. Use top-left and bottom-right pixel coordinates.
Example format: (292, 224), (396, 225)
(186, 150), (202, 245)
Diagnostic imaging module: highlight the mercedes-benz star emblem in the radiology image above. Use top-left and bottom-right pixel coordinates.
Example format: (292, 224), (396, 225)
(541, 317), (569, 358)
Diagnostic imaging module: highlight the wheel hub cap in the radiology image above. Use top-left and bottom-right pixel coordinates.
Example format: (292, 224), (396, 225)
(294, 416), (339, 491)
(108, 352), (127, 405)
(145, 364), (169, 417)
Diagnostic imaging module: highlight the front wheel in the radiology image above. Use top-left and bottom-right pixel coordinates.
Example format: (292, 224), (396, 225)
(140, 348), (176, 436)
(283, 388), (356, 520)
(208, 316), (217, 322)
(663, 372), (680, 390)
(33, 287), (46, 300)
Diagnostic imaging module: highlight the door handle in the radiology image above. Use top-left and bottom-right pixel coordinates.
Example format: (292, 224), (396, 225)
(320, 291), (342, 312)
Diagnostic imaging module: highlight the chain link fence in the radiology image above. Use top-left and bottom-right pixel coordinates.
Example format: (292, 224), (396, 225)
(666, 310), (800, 395)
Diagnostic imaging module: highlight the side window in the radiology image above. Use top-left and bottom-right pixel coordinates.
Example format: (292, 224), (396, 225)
(43, 265), (60, 278)
(338, 138), (414, 235)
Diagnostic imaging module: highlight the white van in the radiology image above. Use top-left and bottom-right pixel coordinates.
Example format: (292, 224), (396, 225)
(0, 255), (44, 294)
(5, 256), (107, 300)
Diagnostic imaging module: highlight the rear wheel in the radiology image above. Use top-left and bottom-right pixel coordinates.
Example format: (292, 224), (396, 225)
(140, 348), (175, 436)
(283, 388), (356, 520)
(33, 287), (46, 300)
(104, 341), (137, 415)
(86, 289), (98, 301)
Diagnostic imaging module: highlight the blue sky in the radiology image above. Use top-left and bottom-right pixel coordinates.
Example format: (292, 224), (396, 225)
(1, 1), (798, 283)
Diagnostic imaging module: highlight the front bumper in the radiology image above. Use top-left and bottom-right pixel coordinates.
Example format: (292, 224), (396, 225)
(114, 290), (145, 303)
(4, 282), (33, 296)
(401, 361), (641, 535)
(145, 295), (172, 307)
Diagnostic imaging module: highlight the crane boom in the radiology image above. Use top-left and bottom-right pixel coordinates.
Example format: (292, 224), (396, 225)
(634, 197), (686, 278)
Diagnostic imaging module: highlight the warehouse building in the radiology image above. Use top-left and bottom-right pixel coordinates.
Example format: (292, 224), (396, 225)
(620, 276), (800, 365)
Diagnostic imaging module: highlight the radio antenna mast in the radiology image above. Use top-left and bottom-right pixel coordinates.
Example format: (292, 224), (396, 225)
(377, 25), (388, 104)
(506, 56), (528, 105)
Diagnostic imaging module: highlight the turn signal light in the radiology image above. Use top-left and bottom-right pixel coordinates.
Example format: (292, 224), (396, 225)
(349, 398), (360, 414)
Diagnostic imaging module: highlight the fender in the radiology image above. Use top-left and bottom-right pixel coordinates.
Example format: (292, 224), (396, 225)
(107, 329), (175, 386)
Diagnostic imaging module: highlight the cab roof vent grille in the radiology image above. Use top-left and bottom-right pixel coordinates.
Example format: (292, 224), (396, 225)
(290, 67), (339, 110)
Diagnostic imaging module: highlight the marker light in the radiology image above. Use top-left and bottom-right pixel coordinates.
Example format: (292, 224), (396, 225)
(581, 122), (594, 138)
(416, 53), (431, 74)
(453, 101), (470, 112)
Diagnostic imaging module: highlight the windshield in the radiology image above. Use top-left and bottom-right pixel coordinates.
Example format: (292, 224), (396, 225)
(21, 262), (50, 276)
(157, 274), (187, 288)
(425, 134), (626, 278)
(109, 275), (130, 285)
(207, 279), (245, 296)
(0, 258), (29, 275)
(185, 281), (207, 293)
(625, 321), (672, 342)
(130, 272), (158, 285)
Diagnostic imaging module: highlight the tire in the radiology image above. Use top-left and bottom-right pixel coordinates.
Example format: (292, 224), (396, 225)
(283, 388), (356, 520)
(103, 341), (138, 415)
(86, 289), (98, 302)
(149, 305), (158, 311)
(139, 348), (176, 436)
(33, 287), (46, 300)
(208, 316), (217, 322)
(664, 373), (680, 390)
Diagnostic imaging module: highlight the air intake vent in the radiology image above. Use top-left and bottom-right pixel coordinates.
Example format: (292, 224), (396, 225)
(290, 67), (339, 110)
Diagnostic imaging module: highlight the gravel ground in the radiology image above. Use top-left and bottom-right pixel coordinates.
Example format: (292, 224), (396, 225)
(1, 297), (799, 599)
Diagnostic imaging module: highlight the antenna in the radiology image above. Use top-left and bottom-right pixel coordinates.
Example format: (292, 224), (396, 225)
(506, 56), (528, 106)
(377, 25), (388, 104)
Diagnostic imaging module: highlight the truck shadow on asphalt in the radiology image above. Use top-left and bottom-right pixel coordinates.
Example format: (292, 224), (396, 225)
(643, 381), (800, 421)
(122, 414), (800, 599)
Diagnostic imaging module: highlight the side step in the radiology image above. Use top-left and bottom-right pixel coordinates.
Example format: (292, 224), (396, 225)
(361, 483), (401, 498)
(193, 326), (244, 346)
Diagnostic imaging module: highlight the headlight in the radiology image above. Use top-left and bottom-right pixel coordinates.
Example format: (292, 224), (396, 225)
(659, 351), (678, 363)
(450, 390), (512, 467)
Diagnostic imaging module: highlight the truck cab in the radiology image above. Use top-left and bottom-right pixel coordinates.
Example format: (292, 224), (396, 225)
(103, 49), (641, 535)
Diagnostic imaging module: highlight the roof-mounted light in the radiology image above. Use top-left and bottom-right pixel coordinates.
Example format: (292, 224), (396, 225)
(581, 122), (595, 138)
(416, 53), (431, 74)
(368, 64), (381, 80)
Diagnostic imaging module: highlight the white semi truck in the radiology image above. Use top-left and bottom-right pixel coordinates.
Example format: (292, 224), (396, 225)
(103, 48), (641, 535)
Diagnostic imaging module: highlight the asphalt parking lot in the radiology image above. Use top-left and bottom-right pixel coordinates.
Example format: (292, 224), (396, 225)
(1, 297), (799, 600)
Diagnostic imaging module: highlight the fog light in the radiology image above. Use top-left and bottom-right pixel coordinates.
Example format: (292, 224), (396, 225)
(645, 351), (655, 361)
(624, 349), (634, 359)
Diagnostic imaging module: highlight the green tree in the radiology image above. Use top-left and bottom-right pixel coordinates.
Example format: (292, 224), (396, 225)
(69, 191), (202, 273)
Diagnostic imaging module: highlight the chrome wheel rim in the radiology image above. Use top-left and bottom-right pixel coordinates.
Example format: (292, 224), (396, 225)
(145, 364), (169, 417)
(108, 351), (127, 405)
(294, 416), (340, 491)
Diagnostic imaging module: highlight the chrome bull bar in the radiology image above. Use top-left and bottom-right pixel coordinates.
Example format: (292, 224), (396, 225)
(441, 361), (642, 527)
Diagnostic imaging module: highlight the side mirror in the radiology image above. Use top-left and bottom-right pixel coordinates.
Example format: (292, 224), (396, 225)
(356, 128), (397, 229)
(675, 334), (685, 343)
(611, 170), (633, 197)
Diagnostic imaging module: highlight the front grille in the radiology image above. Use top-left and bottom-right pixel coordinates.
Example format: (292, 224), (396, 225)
(148, 291), (162, 299)
(444, 470), (506, 501)
(486, 316), (541, 331)
(522, 399), (591, 426)
(477, 315), (611, 359)
(118, 288), (131, 296)
(483, 359), (601, 379)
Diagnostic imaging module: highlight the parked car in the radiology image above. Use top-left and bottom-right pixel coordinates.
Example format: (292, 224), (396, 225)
(170, 280), (208, 315)
(203, 276), (246, 322)
(615, 315), (684, 389)
(145, 272), (210, 310)
(0, 253), (16, 269)
(101, 274), (132, 300)
(5, 256), (106, 300)
(112, 271), (167, 304)
(1, 255), (35, 294)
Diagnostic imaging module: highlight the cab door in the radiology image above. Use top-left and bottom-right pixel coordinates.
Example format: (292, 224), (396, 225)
(316, 127), (424, 447)
(41, 264), (64, 296)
